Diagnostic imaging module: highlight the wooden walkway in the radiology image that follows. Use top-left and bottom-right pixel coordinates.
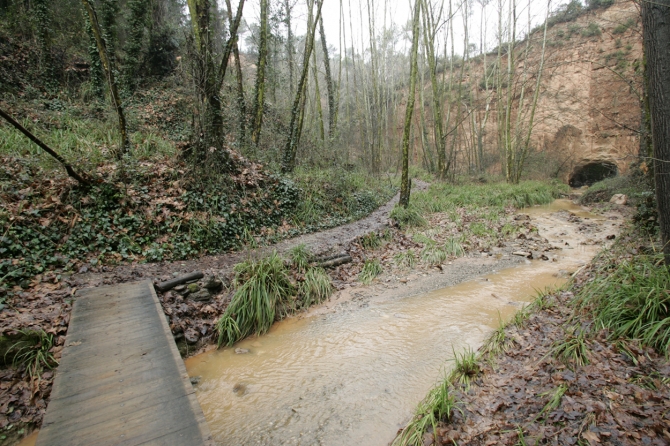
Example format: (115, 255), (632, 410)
(36, 281), (214, 446)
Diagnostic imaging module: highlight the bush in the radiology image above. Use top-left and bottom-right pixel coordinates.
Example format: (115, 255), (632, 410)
(582, 22), (601, 37)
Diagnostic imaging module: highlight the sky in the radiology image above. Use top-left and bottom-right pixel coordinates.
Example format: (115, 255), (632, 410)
(232, 0), (569, 57)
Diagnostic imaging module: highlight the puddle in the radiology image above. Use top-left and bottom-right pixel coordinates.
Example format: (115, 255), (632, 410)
(15, 431), (38, 446)
(186, 199), (614, 445)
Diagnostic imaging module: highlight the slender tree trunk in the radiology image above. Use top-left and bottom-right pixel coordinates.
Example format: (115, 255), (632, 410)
(641, 0), (670, 264)
(82, 0), (130, 159)
(0, 108), (91, 185)
(225, 0), (247, 149)
(123, 0), (148, 94)
(286, 0), (295, 97)
(251, 0), (269, 147)
(400, 0), (421, 208)
(312, 47), (325, 141)
(34, 0), (55, 89)
(319, 15), (336, 140)
(282, 0), (324, 173)
(187, 0), (224, 148)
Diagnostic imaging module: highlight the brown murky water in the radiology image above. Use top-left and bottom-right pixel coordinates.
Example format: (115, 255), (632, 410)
(185, 200), (615, 446)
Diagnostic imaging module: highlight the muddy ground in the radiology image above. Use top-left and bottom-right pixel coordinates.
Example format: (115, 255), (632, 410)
(0, 189), (627, 443)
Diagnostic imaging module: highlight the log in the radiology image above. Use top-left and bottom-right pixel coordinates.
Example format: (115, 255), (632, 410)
(318, 255), (352, 269)
(155, 272), (204, 292)
(314, 251), (348, 263)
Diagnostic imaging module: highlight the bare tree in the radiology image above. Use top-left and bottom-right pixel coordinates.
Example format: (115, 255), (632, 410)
(400, 0), (422, 207)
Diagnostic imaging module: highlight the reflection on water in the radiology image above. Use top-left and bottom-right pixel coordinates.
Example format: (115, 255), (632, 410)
(187, 200), (606, 446)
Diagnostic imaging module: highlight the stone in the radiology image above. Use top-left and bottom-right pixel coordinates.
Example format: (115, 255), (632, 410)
(203, 275), (223, 290)
(184, 328), (200, 344)
(187, 283), (200, 293)
(189, 289), (212, 302)
(174, 284), (187, 292)
(610, 194), (628, 205)
(512, 251), (532, 258)
(190, 376), (201, 385)
(235, 348), (250, 354)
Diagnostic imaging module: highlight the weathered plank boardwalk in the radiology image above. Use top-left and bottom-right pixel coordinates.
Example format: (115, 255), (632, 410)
(36, 280), (213, 446)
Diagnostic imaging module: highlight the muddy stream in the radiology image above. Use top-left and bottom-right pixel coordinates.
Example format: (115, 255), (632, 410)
(183, 199), (621, 446)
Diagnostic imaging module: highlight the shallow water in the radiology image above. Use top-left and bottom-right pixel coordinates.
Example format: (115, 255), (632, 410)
(186, 199), (608, 446)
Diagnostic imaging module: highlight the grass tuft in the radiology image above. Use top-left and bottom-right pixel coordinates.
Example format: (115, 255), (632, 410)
(4, 329), (57, 380)
(421, 245), (448, 266)
(299, 267), (333, 307)
(449, 347), (480, 387)
(390, 205), (427, 229)
(289, 244), (311, 273)
(392, 378), (461, 446)
(538, 384), (568, 419)
(575, 253), (670, 352)
(394, 250), (417, 269)
(359, 259), (383, 284)
(217, 251), (294, 346)
(551, 326), (590, 369)
(359, 232), (382, 250)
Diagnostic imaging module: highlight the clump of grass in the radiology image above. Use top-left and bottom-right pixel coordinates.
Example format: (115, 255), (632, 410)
(359, 259), (382, 284)
(392, 378), (461, 446)
(390, 205), (427, 229)
(538, 384), (568, 419)
(551, 326), (590, 369)
(5, 329), (57, 380)
(449, 347), (480, 387)
(510, 305), (533, 328)
(289, 244), (311, 273)
(394, 250), (417, 269)
(421, 245), (447, 266)
(444, 237), (465, 257)
(482, 317), (516, 358)
(217, 251), (294, 346)
(575, 253), (670, 351)
(412, 233), (434, 245)
(299, 268), (333, 307)
(528, 288), (556, 312)
(359, 232), (382, 250)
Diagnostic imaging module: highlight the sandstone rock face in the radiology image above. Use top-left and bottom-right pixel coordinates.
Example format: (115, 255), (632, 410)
(415, 1), (642, 184)
(531, 1), (642, 185)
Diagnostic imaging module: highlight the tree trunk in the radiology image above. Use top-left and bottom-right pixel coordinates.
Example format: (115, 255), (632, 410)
(319, 15), (336, 140)
(0, 108), (91, 186)
(282, 0), (324, 173)
(251, 0), (269, 148)
(641, 0), (670, 265)
(82, 0), (130, 159)
(225, 0), (247, 149)
(400, 0), (421, 208)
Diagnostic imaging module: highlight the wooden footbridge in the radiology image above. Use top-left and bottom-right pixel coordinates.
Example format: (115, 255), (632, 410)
(36, 281), (214, 446)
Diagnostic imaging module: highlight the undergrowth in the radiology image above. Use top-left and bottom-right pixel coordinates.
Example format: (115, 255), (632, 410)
(216, 251), (334, 346)
(3, 329), (57, 380)
(575, 252), (670, 352)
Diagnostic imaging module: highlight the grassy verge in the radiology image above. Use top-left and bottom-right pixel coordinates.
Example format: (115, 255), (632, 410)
(392, 221), (669, 445)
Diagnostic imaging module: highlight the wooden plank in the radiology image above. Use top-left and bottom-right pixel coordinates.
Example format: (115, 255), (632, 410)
(36, 280), (214, 446)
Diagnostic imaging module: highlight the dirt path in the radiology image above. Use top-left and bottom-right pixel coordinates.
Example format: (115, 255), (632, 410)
(73, 180), (430, 289)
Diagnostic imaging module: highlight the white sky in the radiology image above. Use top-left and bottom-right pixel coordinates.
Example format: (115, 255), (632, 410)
(230, 0), (570, 57)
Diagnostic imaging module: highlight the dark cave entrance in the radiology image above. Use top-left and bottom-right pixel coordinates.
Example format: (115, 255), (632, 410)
(569, 162), (618, 187)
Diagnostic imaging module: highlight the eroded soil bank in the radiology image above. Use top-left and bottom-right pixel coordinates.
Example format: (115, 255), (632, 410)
(184, 199), (623, 445)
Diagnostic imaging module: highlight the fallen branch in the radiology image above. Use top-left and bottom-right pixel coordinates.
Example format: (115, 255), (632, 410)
(155, 272), (204, 292)
(0, 107), (91, 186)
(317, 255), (352, 269)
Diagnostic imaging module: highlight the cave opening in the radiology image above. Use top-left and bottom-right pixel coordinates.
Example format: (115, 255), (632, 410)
(569, 162), (618, 187)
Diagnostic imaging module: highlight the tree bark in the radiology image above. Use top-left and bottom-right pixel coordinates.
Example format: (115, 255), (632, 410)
(282, 0), (324, 173)
(319, 15), (336, 140)
(400, 0), (421, 208)
(0, 108), (91, 186)
(82, 0), (130, 159)
(641, 0), (670, 264)
(251, 0), (269, 147)
(225, 0), (247, 149)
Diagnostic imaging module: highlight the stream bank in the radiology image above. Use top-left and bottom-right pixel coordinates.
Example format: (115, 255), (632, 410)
(185, 198), (624, 445)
